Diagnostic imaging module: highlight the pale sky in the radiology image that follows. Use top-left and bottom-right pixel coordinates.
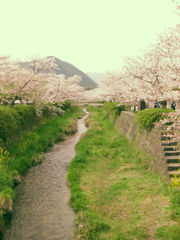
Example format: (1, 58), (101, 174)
(0, 0), (179, 73)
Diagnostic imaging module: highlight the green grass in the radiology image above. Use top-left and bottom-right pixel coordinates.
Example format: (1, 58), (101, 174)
(0, 106), (83, 236)
(135, 108), (173, 132)
(68, 107), (180, 240)
(0, 105), (38, 148)
(103, 102), (126, 123)
(7, 106), (83, 175)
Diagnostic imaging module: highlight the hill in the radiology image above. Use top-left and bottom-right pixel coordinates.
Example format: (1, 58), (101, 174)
(19, 57), (97, 89)
(48, 56), (97, 89)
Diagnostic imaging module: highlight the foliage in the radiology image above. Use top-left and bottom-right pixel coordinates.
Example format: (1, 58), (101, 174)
(135, 108), (172, 132)
(104, 102), (126, 122)
(7, 106), (82, 175)
(84, 28), (180, 103)
(0, 102), (73, 149)
(0, 105), (38, 148)
(0, 188), (14, 212)
(0, 147), (10, 168)
(60, 100), (72, 111)
(68, 107), (175, 239)
(46, 74), (85, 102)
(13, 105), (39, 130)
(0, 56), (86, 105)
(42, 102), (64, 118)
(41, 100), (72, 119)
(0, 56), (58, 105)
(170, 189), (180, 220)
(170, 170), (180, 188)
(156, 225), (180, 240)
(67, 110), (111, 239)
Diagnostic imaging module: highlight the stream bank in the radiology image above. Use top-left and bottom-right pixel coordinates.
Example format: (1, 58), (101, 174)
(3, 110), (89, 240)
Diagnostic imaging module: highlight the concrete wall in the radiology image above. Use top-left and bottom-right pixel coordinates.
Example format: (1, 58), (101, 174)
(114, 111), (168, 177)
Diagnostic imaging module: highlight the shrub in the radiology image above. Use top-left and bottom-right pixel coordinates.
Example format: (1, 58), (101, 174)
(104, 102), (126, 122)
(0, 188), (14, 212)
(0, 106), (20, 146)
(135, 108), (172, 132)
(42, 101), (71, 118)
(42, 103), (64, 118)
(0, 105), (38, 147)
(13, 105), (38, 130)
(0, 147), (10, 168)
(61, 100), (71, 111)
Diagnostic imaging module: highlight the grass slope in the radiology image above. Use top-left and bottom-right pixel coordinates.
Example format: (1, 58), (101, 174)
(67, 107), (180, 240)
(7, 106), (83, 175)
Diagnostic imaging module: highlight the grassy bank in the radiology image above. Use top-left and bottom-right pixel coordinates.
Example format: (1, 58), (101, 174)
(0, 105), (38, 148)
(135, 108), (173, 132)
(67, 107), (180, 240)
(104, 102), (126, 123)
(0, 106), (83, 237)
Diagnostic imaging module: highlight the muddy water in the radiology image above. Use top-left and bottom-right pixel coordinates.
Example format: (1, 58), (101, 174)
(4, 110), (89, 240)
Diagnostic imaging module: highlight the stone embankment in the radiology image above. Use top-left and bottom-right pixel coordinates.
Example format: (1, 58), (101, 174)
(112, 111), (180, 180)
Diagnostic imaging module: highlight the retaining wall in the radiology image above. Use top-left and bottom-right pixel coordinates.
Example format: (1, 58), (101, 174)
(114, 111), (168, 177)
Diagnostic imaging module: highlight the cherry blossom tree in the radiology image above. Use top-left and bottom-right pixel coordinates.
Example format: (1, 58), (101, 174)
(0, 56), (58, 105)
(119, 28), (180, 102)
(0, 55), (87, 105)
(11, 56), (58, 104)
(172, 0), (180, 16)
(90, 28), (180, 106)
(84, 72), (148, 104)
(45, 74), (85, 102)
(0, 56), (19, 104)
(124, 50), (168, 100)
(157, 29), (180, 83)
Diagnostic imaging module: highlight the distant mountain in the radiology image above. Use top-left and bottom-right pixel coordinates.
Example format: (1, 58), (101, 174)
(19, 57), (97, 89)
(86, 72), (107, 85)
(48, 57), (97, 89)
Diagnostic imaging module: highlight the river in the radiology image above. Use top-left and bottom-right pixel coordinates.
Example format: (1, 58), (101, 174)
(4, 110), (89, 240)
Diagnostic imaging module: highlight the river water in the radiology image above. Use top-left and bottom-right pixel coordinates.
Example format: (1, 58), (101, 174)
(4, 110), (89, 240)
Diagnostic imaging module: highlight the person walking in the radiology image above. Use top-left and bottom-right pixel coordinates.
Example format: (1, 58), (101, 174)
(154, 100), (160, 108)
(171, 100), (176, 110)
